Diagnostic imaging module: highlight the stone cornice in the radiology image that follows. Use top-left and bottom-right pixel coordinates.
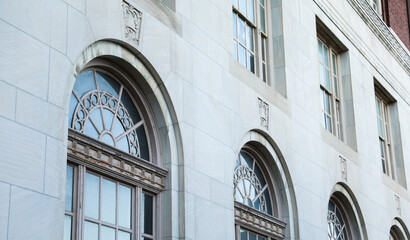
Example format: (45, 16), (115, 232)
(346, 0), (410, 74)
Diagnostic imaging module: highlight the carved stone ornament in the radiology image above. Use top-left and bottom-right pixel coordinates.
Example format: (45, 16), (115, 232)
(346, 0), (410, 74)
(395, 195), (401, 216)
(340, 156), (347, 181)
(68, 129), (167, 192)
(258, 98), (269, 130)
(122, 0), (142, 44)
(234, 202), (286, 239)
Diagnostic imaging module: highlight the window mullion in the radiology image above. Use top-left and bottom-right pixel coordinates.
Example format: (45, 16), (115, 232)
(77, 165), (86, 240)
(136, 187), (142, 240)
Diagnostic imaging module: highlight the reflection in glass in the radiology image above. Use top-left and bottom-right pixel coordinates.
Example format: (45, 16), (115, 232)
(118, 231), (131, 240)
(64, 215), (72, 240)
(65, 166), (73, 212)
(85, 173), (100, 219)
(101, 226), (115, 240)
(118, 185), (132, 228)
(101, 178), (116, 224)
(142, 193), (153, 235)
(84, 221), (98, 240)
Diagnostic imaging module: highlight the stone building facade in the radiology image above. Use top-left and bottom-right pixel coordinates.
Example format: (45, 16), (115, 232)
(0, 0), (409, 239)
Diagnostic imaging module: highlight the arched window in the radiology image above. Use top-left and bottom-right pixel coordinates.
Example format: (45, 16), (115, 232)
(327, 186), (367, 240)
(233, 149), (286, 240)
(64, 67), (166, 240)
(389, 219), (409, 240)
(327, 198), (350, 239)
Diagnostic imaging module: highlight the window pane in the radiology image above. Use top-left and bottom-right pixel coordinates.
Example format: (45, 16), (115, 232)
(120, 90), (142, 126)
(247, 52), (255, 73)
(102, 109), (114, 134)
(323, 45), (329, 68)
(333, 76), (339, 98)
(233, 13), (237, 38)
(65, 166), (74, 212)
(84, 221), (99, 240)
(332, 53), (337, 74)
(101, 226), (115, 240)
(261, 37), (265, 61)
(260, 6), (266, 33)
(96, 72), (121, 99)
(246, 25), (253, 51)
(247, 0), (255, 23)
(84, 118), (100, 139)
(239, 45), (246, 67)
(101, 178), (116, 224)
(325, 69), (331, 90)
(64, 215), (72, 240)
(249, 232), (257, 240)
(233, 0), (238, 8)
(118, 185), (132, 228)
(258, 237), (265, 240)
(73, 71), (96, 99)
(234, 41), (238, 60)
(89, 108), (104, 134)
(318, 40), (323, 63)
(239, 0), (246, 14)
(142, 193), (153, 235)
(85, 173), (100, 219)
(319, 65), (325, 86)
(240, 229), (247, 240)
(260, 0), (265, 6)
(118, 231), (131, 240)
(262, 63), (266, 82)
(238, 18), (246, 45)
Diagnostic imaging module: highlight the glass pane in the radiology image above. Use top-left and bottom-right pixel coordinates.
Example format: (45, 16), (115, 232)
(327, 115), (332, 131)
(249, 232), (257, 240)
(240, 230), (247, 240)
(96, 72), (121, 98)
(84, 118), (99, 139)
(378, 118), (384, 138)
(247, 0), (254, 23)
(240, 152), (253, 168)
(118, 231), (131, 240)
(323, 45), (329, 68)
(69, 94), (78, 128)
(89, 108), (104, 133)
(73, 71), (96, 99)
(239, 0), (246, 14)
(85, 173), (100, 219)
(258, 237), (265, 240)
(103, 109), (114, 132)
(260, 0), (265, 6)
(319, 65), (325, 86)
(238, 18), (246, 45)
(233, 0), (238, 8)
(333, 76), (339, 98)
(264, 189), (272, 215)
(101, 226), (115, 240)
(65, 166), (73, 212)
(318, 40), (323, 63)
(101, 133), (115, 147)
(260, 6), (266, 33)
(136, 126), (149, 161)
(239, 45), (246, 67)
(247, 52), (255, 73)
(332, 53), (337, 73)
(142, 194), (153, 235)
(84, 221), (99, 240)
(323, 92), (331, 113)
(262, 63), (266, 82)
(325, 69), (331, 90)
(64, 215), (72, 240)
(101, 178), (116, 224)
(261, 37), (265, 61)
(246, 25), (253, 51)
(121, 90), (142, 126)
(118, 185), (132, 228)
(254, 164), (266, 186)
(234, 41), (238, 60)
(233, 13), (237, 38)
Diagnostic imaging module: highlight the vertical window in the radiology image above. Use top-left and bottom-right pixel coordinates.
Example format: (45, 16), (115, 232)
(233, 149), (286, 239)
(318, 38), (343, 140)
(65, 68), (165, 240)
(327, 199), (349, 240)
(232, 0), (268, 82)
(375, 94), (393, 177)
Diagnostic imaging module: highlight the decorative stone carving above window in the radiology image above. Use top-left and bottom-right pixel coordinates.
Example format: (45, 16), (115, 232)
(340, 156), (347, 181)
(258, 98), (269, 130)
(395, 195), (401, 216)
(122, 0), (143, 44)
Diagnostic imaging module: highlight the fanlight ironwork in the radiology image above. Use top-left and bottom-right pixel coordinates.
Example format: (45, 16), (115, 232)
(69, 70), (149, 160)
(233, 151), (272, 215)
(327, 200), (348, 240)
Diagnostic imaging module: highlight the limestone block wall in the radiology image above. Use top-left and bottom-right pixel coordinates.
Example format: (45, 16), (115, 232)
(0, 0), (409, 239)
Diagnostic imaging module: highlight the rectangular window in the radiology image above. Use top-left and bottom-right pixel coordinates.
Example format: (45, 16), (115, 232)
(318, 38), (343, 140)
(240, 228), (266, 240)
(64, 165), (156, 240)
(233, 0), (268, 82)
(375, 92), (394, 177)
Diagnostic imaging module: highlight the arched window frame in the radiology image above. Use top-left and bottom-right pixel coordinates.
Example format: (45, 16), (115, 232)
(64, 59), (168, 240)
(233, 146), (286, 240)
(327, 196), (353, 240)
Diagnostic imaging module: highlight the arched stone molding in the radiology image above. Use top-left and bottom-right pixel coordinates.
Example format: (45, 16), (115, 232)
(65, 39), (184, 239)
(236, 129), (300, 239)
(328, 183), (368, 240)
(390, 217), (410, 239)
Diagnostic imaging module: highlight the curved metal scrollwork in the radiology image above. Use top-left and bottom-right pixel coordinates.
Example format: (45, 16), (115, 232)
(327, 200), (348, 240)
(233, 151), (272, 215)
(69, 70), (149, 160)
